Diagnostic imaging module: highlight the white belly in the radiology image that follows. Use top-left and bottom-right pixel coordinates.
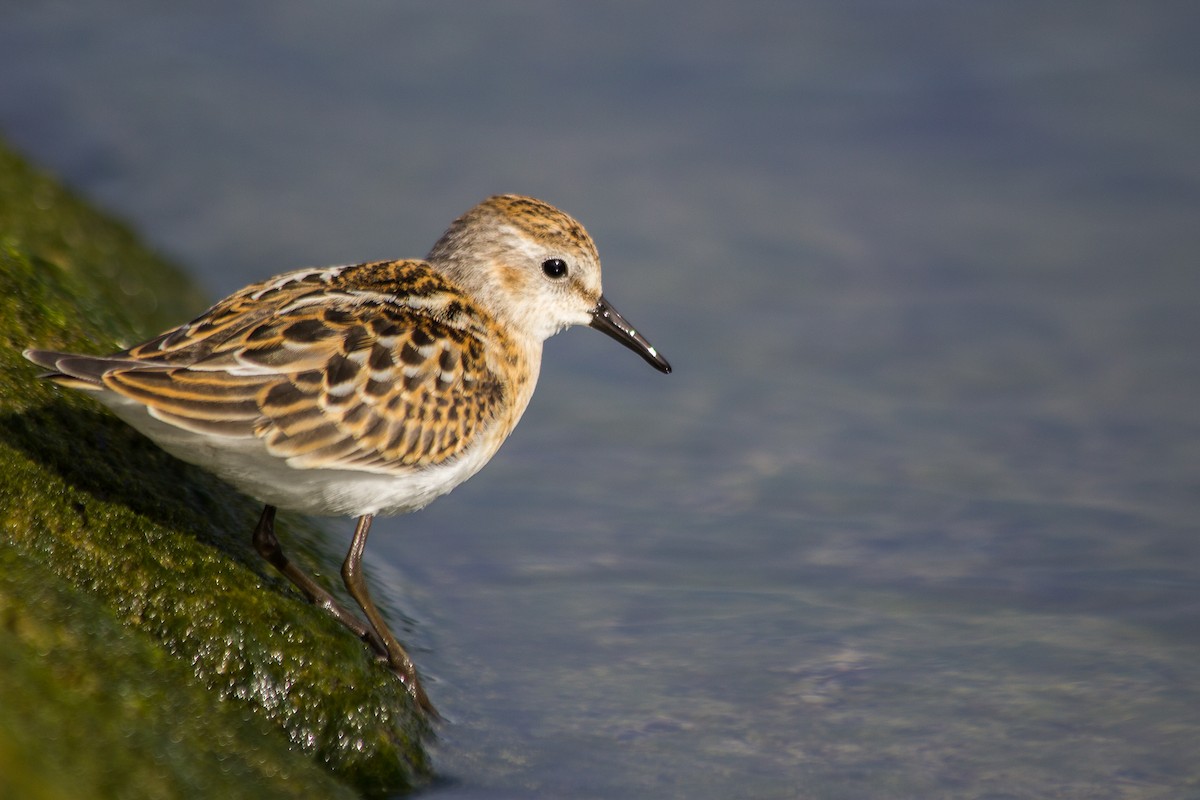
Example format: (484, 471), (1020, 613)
(97, 392), (504, 517)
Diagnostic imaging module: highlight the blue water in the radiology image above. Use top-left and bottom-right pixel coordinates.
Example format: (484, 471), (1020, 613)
(3, 3), (1199, 797)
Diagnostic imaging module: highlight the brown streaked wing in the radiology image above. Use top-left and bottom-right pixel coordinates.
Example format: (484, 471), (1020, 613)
(103, 294), (508, 473)
(120, 260), (454, 365)
(122, 290), (288, 364)
(102, 369), (267, 437)
(255, 307), (507, 471)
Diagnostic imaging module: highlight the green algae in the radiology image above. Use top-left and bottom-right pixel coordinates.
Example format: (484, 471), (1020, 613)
(0, 544), (361, 800)
(0, 139), (431, 797)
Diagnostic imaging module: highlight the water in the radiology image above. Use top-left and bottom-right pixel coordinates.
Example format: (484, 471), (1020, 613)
(3, 2), (1199, 797)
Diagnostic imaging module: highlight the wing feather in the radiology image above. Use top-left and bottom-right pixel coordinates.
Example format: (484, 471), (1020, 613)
(90, 264), (509, 473)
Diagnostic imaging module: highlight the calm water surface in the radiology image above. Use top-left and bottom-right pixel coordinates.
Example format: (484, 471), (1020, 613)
(2, 3), (1198, 798)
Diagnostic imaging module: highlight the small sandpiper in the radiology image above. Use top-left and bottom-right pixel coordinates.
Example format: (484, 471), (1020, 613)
(25, 194), (670, 717)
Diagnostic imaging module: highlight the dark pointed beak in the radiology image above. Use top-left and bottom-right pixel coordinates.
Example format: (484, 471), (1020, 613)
(588, 295), (672, 374)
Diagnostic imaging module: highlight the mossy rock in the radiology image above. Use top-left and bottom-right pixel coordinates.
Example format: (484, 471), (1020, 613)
(0, 138), (432, 798)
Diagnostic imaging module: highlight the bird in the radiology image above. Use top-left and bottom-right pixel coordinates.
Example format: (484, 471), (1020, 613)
(24, 193), (671, 718)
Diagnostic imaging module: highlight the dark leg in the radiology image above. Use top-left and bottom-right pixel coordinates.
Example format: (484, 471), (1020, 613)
(251, 505), (385, 655)
(343, 514), (438, 718)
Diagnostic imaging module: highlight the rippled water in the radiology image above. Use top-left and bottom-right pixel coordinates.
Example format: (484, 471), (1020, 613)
(3, 3), (1199, 797)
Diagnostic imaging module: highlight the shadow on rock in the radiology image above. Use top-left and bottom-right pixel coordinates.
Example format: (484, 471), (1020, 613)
(0, 400), (266, 574)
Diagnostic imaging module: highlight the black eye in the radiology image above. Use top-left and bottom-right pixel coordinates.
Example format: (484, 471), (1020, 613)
(541, 258), (568, 279)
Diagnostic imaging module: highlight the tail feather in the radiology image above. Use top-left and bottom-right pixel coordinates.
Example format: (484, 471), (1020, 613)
(23, 348), (132, 389)
(22, 348), (67, 371)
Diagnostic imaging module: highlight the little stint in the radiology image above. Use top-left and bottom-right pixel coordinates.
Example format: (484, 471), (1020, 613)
(25, 194), (670, 717)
